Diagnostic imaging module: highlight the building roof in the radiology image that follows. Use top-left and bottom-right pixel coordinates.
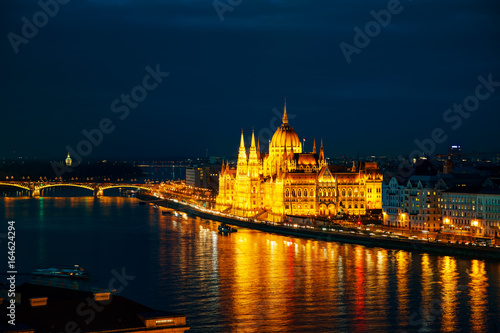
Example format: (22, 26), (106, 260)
(0, 283), (189, 333)
(442, 185), (500, 195)
(294, 153), (318, 166)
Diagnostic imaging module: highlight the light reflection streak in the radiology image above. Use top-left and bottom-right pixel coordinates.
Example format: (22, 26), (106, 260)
(468, 260), (488, 333)
(439, 256), (458, 332)
(396, 251), (410, 327)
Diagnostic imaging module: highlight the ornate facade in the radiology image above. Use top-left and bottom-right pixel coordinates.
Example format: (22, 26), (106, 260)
(216, 103), (383, 222)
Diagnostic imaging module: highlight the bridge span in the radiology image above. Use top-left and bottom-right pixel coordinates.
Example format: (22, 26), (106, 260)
(0, 181), (152, 197)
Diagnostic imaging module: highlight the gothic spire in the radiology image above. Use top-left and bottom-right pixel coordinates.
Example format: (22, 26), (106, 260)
(256, 139), (261, 160)
(238, 129), (247, 162)
(282, 98), (288, 125)
(240, 129), (245, 149)
(320, 138), (325, 160)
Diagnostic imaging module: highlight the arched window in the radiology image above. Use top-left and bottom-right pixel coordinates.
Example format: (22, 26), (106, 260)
(303, 189), (307, 197)
(310, 189), (314, 197)
(292, 189), (296, 197)
(348, 189), (352, 197)
(319, 189), (323, 197)
(298, 189), (302, 197)
(342, 189), (345, 197)
(285, 188), (290, 197)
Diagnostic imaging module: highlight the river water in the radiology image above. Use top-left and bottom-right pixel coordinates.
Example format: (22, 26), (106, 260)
(1, 194), (499, 332)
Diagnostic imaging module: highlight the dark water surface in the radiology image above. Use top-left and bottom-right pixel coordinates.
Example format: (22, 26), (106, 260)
(1, 196), (500, 332)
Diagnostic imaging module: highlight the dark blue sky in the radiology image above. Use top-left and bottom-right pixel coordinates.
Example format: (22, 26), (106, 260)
(2, 0), (499, 160)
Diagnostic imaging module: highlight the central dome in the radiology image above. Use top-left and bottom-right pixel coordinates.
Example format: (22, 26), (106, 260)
(270, 101), (302, 152)
(271, 124), (301, 148)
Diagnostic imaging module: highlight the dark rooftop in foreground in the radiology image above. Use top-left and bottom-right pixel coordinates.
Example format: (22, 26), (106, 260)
(0, 283), (189, 333)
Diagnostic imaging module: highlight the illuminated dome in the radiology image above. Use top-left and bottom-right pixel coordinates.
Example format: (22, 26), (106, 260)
(270, 101), (302, 152)
(65, 152), (72, 166)
(271, 125), (301, 148)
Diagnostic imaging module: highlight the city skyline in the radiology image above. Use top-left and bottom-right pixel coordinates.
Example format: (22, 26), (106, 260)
(2, 0), (499, 160)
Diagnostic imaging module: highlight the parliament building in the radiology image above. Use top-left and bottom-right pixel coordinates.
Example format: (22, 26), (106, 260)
(216, 102), (383, 222)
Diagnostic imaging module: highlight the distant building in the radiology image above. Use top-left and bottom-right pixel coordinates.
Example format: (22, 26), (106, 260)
(442, 184), (500, 238)
(186, 167), (207, 188)
(65, 152), (72, 166)
(449, 145), (462, 159)
(0, 283), (190, 332)
(382, 159), (444, 231)
(186, 165), (220, 191)
(382, 158), (500, 238)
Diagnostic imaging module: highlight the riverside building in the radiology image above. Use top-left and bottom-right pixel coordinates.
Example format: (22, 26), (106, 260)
(216, 102), (383, 222)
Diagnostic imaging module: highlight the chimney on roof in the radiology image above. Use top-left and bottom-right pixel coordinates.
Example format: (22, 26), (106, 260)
(30, 297), (48, 307)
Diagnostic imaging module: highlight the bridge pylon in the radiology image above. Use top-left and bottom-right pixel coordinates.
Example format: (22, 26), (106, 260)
(30, 183), (40, 197)
(94, 186), (103, 197)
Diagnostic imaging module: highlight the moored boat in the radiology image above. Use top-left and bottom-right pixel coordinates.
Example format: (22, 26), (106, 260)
(218, 223), (237, 233)
(32, 265), (90, 280)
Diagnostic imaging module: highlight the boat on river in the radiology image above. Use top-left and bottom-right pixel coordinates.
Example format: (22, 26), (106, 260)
(32, 265), (90, 280)
(218, 223), (237, 233)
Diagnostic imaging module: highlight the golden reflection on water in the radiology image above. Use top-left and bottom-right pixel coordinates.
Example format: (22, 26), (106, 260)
(420, 254), (434, 328)
(353, 246), (366, 332)
(374, 249), (389, 326)
(439, 256), (458, 332)
(2, 197), (496, 332)
(396, 251), (410, 327)
(468, 260), (489, 333)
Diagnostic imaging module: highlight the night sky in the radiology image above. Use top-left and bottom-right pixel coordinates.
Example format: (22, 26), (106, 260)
(2, 0), (499, 160)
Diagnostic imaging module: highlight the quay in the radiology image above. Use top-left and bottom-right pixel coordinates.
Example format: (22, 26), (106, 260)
(139, 194), (500, 261)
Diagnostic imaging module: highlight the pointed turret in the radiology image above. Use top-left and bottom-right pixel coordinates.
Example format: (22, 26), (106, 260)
(239, 129), (245, 149)
(352, 160), (356, 172)
(319, 138), (325, 160)
(282, 98), (288, 125)
(237, 130), (247, 162)
(256, 139), (261, 160)
(249, 129), (258, 163)
(237, 130), (248, 176)
(313, 139), (317, 154)
(221, 160), (226, 175)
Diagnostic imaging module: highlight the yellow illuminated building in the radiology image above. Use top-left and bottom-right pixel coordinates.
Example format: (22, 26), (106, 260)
(216, 102), (383, 222)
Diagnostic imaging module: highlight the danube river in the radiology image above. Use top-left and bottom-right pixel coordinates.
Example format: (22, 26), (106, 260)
(2, 194), (500, 332)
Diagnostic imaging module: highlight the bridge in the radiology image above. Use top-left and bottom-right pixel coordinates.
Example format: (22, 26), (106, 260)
(0, 181), (152, 197)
